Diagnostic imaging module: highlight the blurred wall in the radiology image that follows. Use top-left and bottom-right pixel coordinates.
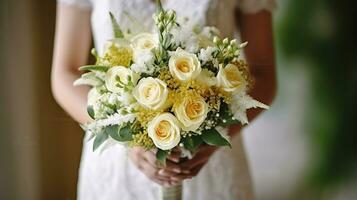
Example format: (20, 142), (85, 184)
(1, 0), (83, 199)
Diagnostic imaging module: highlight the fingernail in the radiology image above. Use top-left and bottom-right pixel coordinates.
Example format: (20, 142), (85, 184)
(170, 176), (179, 181)
(173, 168), (181, 173)
(182, 170), (190, 174)
(158, 169), (165, 175)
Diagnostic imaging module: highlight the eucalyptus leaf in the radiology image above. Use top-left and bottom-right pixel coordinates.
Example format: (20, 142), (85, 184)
(79, 65), (109, 72)
(87, 105), (95, 119)
(93, 131), (108, 151)
(107, 125), (133, 142)
(109, 12), (124, 38)
(202, 128), (231, 148)
(156, 149), (168, 165)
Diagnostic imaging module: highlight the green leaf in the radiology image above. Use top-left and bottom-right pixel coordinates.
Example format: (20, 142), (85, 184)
(156, 0), (164, 12)
(156, 149), (168, 165)
(109, 12), (124, 38)
(202, 128), (231, 148)
(107, 125), (133, 142)
(182, 135), (203, 152)
(93, 131), (108, 151)
(79, 65), (109, 72)
(218, 103), (240, 127)
(87, 105), (95, 119)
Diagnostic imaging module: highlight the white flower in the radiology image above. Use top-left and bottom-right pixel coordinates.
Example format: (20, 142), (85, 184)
(116, 91), (135, 106)
(230, 93), (269, 124)
(217, 63), (246, 93)
(105, 66), (139, 93)
(130, 51), (155, 75)
(86, 113), (136, 130)
(147, 113), (181, 150)
(133, 77), (169, 110)
(169, 49), (201, 82)
(87, 88), (102, 106)
(131, 33), (156, 66)
(174, 95), (208, 131)
(196, 68), (217, 87)
(131, 33), (158, 52)
(198, 46), (216, 64)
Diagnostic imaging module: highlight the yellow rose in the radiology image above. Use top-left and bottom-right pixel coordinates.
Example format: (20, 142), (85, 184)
(217, 63), (246, 93)
(169, 49), (201, 81)
(105, 66), (138, 93)
(174, 95), (208, 131)
(147, 113), (181, 150)
(133, 77), (169, 110)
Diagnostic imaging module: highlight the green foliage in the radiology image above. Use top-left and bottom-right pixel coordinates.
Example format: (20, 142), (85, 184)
(156, 149), (169, 165)
(182, 135), (203, 152)
(79, 65), (109, 72)
(218, 103), (239, 127)
(93, 130), (108, 151)
(277, 0), (357, 191)
(202, 128), (231, 147)
(109, 12), (124, 38)
(108, 124), (133, 142)
(87, 105), (95, 119)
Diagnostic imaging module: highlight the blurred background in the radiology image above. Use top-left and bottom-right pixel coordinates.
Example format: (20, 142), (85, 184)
(0, 0), (356, 199)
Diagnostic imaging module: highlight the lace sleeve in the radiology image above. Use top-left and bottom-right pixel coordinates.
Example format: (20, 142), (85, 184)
(237, 0), (277, 14)
(57, 0), (92, 9)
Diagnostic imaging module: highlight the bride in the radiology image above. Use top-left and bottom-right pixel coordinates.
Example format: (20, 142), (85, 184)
(51, 0), (276, 199)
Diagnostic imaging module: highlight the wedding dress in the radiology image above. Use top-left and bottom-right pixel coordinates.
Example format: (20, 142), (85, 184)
(57, 0), (276, 199)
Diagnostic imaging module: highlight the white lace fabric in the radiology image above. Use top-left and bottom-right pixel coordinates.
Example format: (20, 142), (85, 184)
(55, 0), (276, 199)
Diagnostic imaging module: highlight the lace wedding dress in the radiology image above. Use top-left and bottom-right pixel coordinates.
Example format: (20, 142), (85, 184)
(57, 0), (275, 199)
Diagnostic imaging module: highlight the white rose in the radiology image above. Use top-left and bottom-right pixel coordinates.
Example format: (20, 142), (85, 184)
(217, 63), (246, 93)
(131, 33), (158, 52)
(174, 95), (208, 131)
(133, 77), (169, 110)
(147, 113), (181, 150)
(105, 66), (139, 93)
(169, 49), (201, 81)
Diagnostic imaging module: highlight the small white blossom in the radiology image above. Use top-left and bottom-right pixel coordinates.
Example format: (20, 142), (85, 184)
(230, 93), (269, 124)
(198, 46), (216, 64)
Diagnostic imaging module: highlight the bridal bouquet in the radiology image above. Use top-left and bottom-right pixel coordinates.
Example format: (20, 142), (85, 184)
(75, 1), (268, 199)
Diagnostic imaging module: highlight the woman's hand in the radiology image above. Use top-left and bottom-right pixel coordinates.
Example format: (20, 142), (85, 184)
(129, 147), (191, 187)
(179, 145), (218, 177)
(157, 145), (218, 182)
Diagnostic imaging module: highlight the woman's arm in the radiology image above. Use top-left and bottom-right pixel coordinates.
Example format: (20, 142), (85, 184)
(229, 10), (277, 135)
(51, 4), (92, 124)
(51, 4), (185, 187)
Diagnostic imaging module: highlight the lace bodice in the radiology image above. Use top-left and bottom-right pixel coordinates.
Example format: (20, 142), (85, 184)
(58, 0), (275, 54)
(56, 0), (276, 199)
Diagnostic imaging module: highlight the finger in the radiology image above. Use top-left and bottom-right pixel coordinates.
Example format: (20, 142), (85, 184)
(141, 160), (171, 182)
(143, 150), (163, 168)
(180, 156), (207, 171)
(167, 151), (181, 163)
(164, 160), (189, 174)
(152, 178), (171, 187)
(158, 169), (194, 181)
(185, 162), (205, 177)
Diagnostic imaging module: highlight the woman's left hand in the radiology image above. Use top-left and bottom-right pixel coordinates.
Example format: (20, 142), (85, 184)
(179, 145), (218, 178)
(156, 145), (218, 184)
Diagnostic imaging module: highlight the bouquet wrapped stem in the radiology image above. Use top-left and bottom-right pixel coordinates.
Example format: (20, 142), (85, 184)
(160, 184), (182, 200)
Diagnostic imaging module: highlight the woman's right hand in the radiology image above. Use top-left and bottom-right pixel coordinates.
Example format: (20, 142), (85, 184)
(129, 147), (191, 187)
